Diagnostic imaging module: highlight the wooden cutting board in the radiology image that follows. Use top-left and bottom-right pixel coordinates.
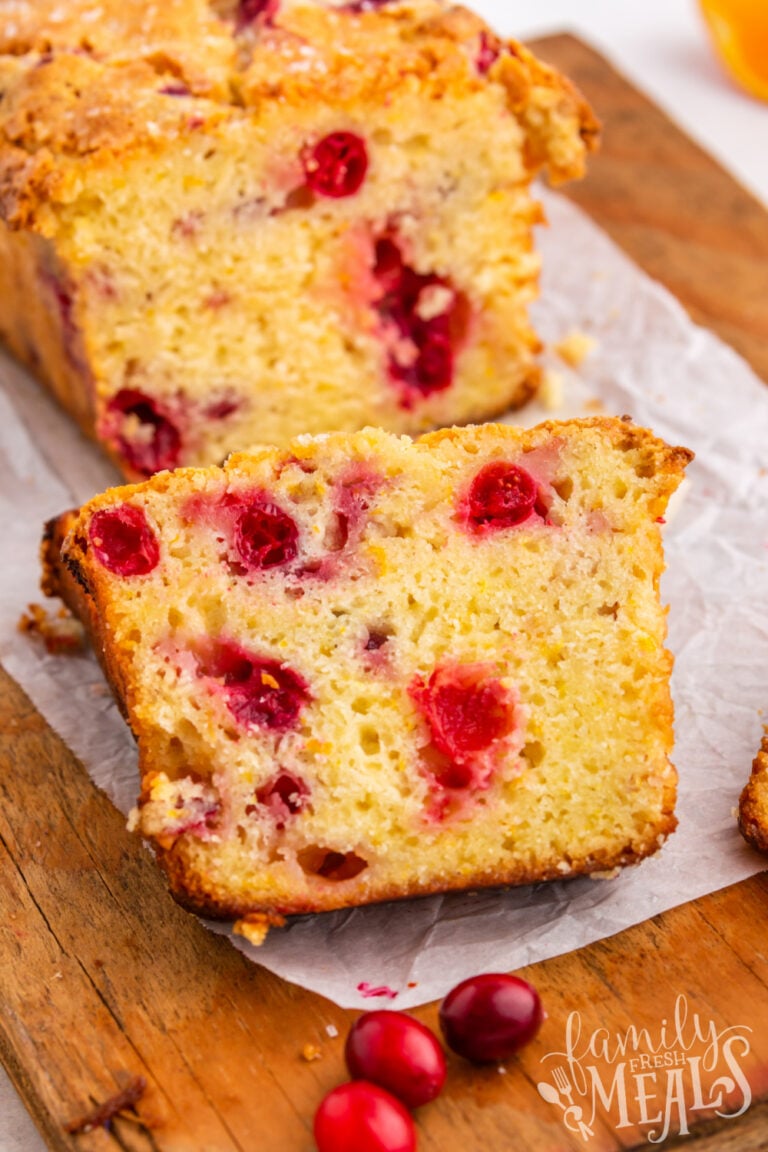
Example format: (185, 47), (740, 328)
(2, 33), (768, 1152)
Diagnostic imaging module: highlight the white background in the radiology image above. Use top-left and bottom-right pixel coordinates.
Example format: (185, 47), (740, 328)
(2, 3), (766, 1149)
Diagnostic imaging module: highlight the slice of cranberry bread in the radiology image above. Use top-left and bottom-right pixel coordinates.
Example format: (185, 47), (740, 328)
(739, 735), (768, 854)
(0, 1), (597, 479)
(42, 419), (691, 941)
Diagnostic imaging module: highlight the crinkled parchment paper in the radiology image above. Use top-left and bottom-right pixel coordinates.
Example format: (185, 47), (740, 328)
(1, 188), (766, 1010)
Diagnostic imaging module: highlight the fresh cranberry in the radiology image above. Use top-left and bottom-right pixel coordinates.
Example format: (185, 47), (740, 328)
(106, 389), (181, 476)
(464, 462), (540, 531)
(250, 770), (309, 828)
(439, 974), (544, 1063)
(373, 236), (466, 400)
(197, 641), (310, 731)
(89, 505), (160, 576)
(304, 132), (369, 199)
(233, 498), (299, 571)
(410, 664), (518, 787)
(476, 31), (502, 74)
(236, 0), (278, 27)
(345, 1011), (446, 1109)
(314, 1082), (416, 1152)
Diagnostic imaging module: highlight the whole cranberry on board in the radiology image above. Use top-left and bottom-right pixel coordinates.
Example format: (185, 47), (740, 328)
(314, 1081), (417, 1152)
(439, 973), (544, 1063)
(345, 1010), (447, 1108)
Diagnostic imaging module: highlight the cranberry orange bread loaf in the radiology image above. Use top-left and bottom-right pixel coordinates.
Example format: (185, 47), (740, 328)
(42, 419), (691, 941)
(0, 0), (597, 479)
(739, 735), (768, 854)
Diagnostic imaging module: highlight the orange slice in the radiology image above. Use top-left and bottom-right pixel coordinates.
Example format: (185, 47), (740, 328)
(700, 0), (768, 100)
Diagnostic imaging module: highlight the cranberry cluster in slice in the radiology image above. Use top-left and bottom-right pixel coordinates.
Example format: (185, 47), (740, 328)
(373, 236), (467, 403)
(303, 132), (369, 199)
(233, 497), (299, 571)
(409, 663), (520, 791)
(248, 770), (309, 828)
(105, 389), (181, 477)
(462, 461), (544, 533)
(196, 639), (310, 732)
(89, 504), (160, 576)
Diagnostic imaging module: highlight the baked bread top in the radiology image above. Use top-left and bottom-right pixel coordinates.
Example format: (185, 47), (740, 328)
(0, 0), (598, 230)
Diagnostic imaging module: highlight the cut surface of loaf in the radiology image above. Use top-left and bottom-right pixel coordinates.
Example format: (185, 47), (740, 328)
(0, 0), (597, 478)
(739, 735), (768, 854)
(43, 419), (692, 941)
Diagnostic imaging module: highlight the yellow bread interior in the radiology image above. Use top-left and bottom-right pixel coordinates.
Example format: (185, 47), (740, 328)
(46, 419), (692, 936)
(0, 0), (596, 476)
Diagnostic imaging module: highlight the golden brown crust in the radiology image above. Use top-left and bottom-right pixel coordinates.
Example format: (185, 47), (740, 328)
(159, 816), (677, 922)
(739, 734), (768, 854)
(0, 0), (597, 229)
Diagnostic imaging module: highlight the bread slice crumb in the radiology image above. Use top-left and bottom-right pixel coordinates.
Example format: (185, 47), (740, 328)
(554, 330), (597, 368)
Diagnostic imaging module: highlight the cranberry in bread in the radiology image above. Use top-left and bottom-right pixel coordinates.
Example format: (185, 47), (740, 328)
(42, 419), (691, 942)
(0, 0), (597, 478)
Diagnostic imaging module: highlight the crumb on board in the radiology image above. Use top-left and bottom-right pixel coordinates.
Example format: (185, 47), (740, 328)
(554, 329), (597, 368)
(18, 602), (85, 655)
(583, 397), (606, 413)
(538, 368), (564, 411)
(233, 912), (286, 947)
(302, 1043), (322, 1062)
(64, 1076), (147, 1135)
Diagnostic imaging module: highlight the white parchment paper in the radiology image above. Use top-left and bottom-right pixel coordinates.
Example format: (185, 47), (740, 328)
(1, 187), (766, 1010)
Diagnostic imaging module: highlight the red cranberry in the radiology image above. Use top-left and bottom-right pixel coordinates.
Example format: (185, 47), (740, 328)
(439, 974), (544, 1063)
(250, 770), (309, 828)
(89, 504), (160, 576)
(233, 498), (299, 571)
(345, 1011), (446, 1109)
(236, 0), (278, 27)
(198, 641), (310, 731)
(365, 629), (389, 652)
(373, 235), (466, 400)
(465, 462), (539, 531)
(106, 389), (181, 476)
(476, 31), (502, 74)
(159, 82), (191, 96)
(304, 132), (369, 199)
(410, 664), (517, 773)
(314, 1082), (416, 1152)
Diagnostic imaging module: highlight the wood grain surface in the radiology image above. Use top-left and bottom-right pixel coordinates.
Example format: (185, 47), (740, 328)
(2, 33), (768, 1152)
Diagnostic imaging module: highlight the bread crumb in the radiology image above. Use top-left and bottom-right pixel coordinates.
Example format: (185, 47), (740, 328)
(554, 330), (596, 367)
(584, 397), (605, 413)
(538, 369), (564, 411)
(233, 912), (286, 947)
(589, 867), (621, 880)
(18, 603), (86, 655)
(325, 1024), (339, 1038)
(301, 1043), (322, 1062)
